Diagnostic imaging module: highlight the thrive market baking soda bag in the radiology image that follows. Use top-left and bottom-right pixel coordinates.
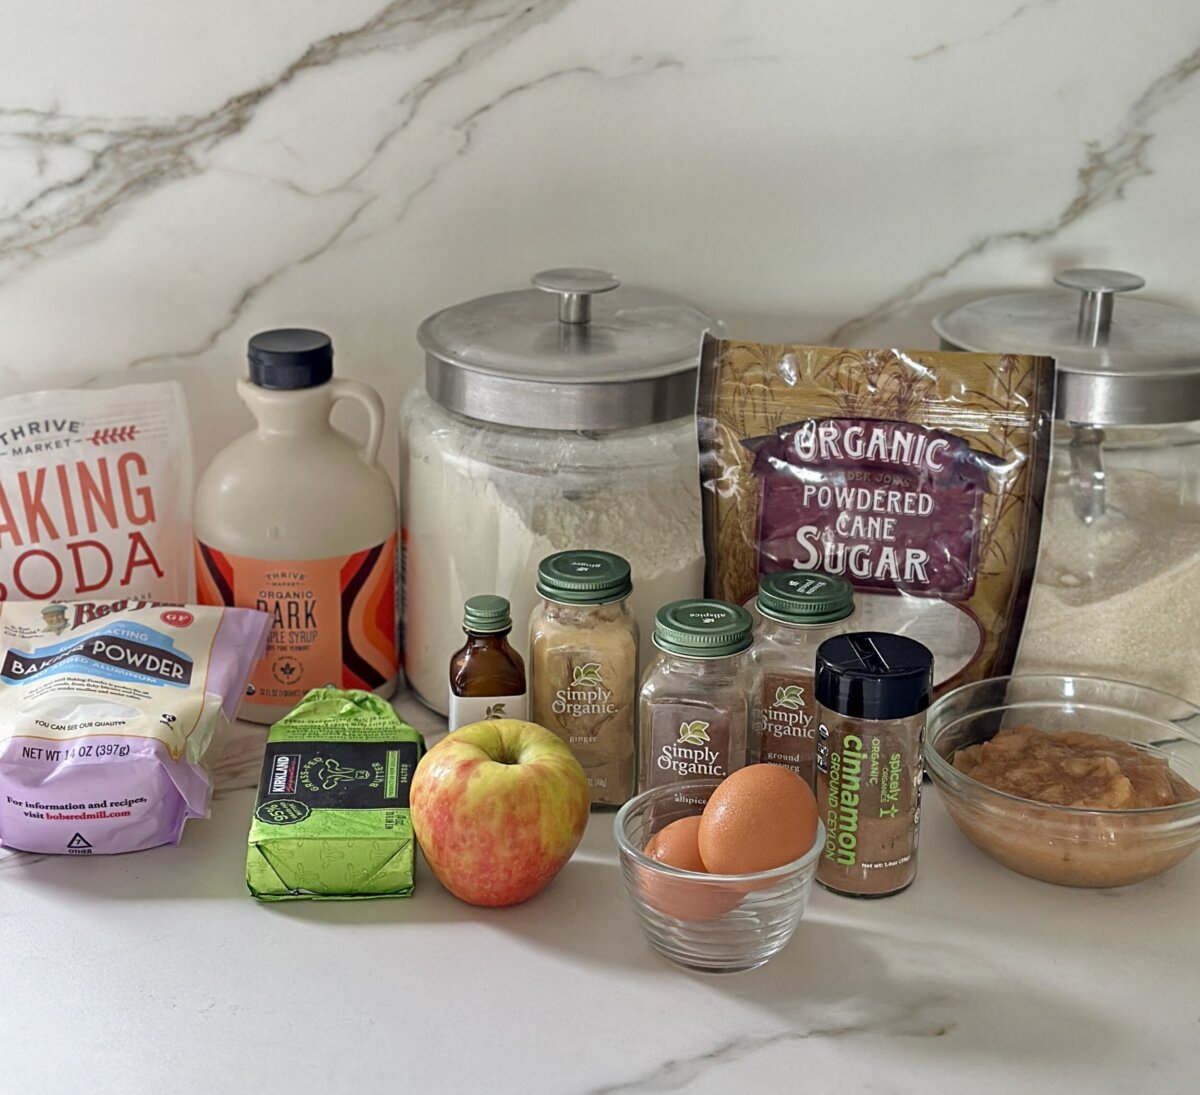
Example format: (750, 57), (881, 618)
(699, 338), (1055, 692)
(0, 382), (193, 603)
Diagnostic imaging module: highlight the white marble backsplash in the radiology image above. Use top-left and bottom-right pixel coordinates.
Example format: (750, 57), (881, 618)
(2, 0), (1199, 475)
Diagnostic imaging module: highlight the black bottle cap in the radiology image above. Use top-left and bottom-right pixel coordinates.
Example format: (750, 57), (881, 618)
(247, 328), (333, 389)
(815, 632), (933, 721)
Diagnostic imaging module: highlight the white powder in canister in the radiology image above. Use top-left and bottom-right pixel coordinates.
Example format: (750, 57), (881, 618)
(1015, 468), (1200, 703)
(402, 408), (704, 715)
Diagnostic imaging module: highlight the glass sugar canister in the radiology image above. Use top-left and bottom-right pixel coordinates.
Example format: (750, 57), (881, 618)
(401, 268), (717, 715)
(935, 269), (1200, 704)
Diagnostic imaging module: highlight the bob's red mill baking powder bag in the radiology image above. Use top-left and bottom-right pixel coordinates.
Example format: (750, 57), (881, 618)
(0, 382), (193, 603)
(698, 338), (1055, 693)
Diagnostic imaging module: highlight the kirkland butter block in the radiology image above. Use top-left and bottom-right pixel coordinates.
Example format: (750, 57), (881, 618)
(246, 688), (423, 901)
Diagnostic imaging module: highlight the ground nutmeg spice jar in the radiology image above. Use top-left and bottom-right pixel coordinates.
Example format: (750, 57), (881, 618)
(814, 632), (933, 898)
(750, 570), (855, 790)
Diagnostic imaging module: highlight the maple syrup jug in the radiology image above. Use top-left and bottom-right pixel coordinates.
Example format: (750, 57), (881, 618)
(194, 329), (398, 723)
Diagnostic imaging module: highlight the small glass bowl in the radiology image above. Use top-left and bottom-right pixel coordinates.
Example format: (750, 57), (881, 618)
(925, 675), (1200, 888)
(613, 778), (823, 973)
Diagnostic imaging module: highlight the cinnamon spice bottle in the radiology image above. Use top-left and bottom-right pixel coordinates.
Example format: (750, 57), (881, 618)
(814, 632), (933, 898)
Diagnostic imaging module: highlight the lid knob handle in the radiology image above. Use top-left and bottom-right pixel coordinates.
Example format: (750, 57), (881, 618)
(1053, 268), (1146, 347)
(532, 267), (620, 325)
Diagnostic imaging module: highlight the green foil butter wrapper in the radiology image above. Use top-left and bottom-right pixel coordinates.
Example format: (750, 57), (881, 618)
(246, 688), (423, 901)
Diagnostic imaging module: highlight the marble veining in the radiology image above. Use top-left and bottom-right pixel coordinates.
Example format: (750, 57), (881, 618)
(829, 38), (1200, 342)
(588, 994), (955, 1094)
(909, 0), (1063, 62)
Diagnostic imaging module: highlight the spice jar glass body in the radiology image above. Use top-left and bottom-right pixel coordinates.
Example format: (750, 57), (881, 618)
(750, 571), (856, 791)
(448, 595), (527, 730)
(814, 632), (933, 899)
(637, 600), (758, 806)
(529, 552), (639, 808)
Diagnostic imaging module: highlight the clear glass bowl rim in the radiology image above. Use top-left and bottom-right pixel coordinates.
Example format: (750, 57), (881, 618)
(924, 673), (1200, 819)
(613, 777), (826, 883)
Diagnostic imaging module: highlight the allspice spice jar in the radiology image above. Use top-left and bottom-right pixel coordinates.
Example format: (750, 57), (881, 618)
(637, 600), (757, 804)
(814, 632), (933, 899)
(529, 550), (639, 808)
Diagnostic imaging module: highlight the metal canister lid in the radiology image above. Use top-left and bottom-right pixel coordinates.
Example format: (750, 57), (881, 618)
(933, 269), (1200, 425)
(653, 600), (753, 658)
(417, 268), (717, 431)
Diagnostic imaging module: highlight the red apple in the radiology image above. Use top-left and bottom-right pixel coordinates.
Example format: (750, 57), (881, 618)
(410, 719), (590, 907)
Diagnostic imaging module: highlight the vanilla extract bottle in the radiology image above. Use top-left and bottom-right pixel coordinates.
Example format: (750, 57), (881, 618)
(448, 595), (528, 730)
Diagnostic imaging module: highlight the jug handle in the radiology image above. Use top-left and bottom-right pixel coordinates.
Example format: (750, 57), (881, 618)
(328, 379), (384, 466)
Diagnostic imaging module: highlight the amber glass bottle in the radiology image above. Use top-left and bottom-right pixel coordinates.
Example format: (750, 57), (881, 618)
(448, 595), (528, 730)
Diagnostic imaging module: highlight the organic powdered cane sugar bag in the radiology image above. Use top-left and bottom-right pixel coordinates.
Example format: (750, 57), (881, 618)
(699, 338), (1055, 692)
(0, 382), (193, 603)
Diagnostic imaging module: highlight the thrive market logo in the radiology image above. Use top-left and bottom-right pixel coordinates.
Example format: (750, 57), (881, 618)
(552, 662), (616, 718)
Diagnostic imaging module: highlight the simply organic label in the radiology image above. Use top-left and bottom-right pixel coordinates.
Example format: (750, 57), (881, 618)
(551, 662), (617, 736)
(647, 711), (732, 787)
(757, 672), (818, 786)
(533, 654), (636, 806)
(747, 418), (991, 599)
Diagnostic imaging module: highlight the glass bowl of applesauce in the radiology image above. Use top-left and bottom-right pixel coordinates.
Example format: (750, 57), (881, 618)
(613, 778), (823, 973)
(925, 675), (1200, 887)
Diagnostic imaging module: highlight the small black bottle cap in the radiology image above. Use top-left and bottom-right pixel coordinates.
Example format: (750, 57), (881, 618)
(815, 632), (934, 721)
(247, 328), (333, 390)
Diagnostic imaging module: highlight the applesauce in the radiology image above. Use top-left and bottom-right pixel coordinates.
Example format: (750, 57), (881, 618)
(953, 726), (1200, 809)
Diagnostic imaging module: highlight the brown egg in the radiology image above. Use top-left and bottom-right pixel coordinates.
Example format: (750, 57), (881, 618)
(698, 764), (818, 875)
(639, 815), (742, 921)
(643, 816), (706, 872)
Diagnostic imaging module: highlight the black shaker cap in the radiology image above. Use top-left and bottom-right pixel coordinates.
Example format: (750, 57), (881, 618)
(247, 328), (333, 389)
(815, 632), (934, 721)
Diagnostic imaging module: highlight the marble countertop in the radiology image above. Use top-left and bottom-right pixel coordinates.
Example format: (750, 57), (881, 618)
(1, 693), (1196, 1095)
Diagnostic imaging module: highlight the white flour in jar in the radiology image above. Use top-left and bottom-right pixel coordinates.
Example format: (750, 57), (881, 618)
(403, 427), (704, 715)
(1015, 468), (1200, 703)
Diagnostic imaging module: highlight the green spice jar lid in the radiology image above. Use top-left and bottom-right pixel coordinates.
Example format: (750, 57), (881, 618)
(463, 594), (512, 633)
(653, 599), (754, 657)
(536, 550), (632, 604)
(756, 570), (855, 625)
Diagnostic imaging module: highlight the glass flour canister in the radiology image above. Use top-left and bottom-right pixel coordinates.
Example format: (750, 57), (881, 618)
(402, 268), (717, 714)
(934, 269), (1200, 703)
